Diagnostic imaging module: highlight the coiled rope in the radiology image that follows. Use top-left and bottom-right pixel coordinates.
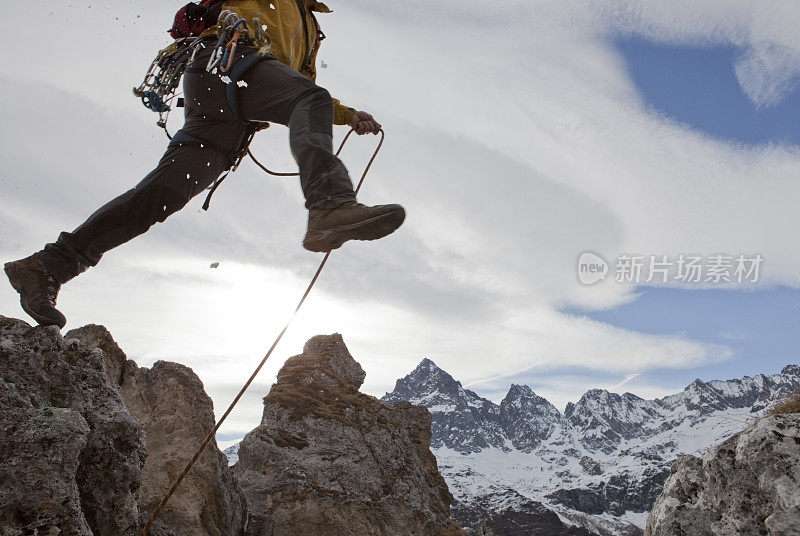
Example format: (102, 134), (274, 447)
(142, 128), (385, 535)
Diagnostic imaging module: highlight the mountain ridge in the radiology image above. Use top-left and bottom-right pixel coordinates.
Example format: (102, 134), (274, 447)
(381, 360), (800, 535)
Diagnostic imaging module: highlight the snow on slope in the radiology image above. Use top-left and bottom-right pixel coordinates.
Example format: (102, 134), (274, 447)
(382, 361), (800, 535)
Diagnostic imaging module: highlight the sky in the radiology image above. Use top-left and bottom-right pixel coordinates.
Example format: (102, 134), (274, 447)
(0, 1), (798, 446)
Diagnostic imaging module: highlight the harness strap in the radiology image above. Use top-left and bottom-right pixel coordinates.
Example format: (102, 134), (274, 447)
(166, 51), (268, 211)
(169, 126), (258, 211)
(168, 129), (236, 164)
(225, 52), (266, 122)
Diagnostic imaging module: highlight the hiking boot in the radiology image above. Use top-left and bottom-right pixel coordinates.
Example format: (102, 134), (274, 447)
(303, 201), (406, 252)
(4, 253), (67, 329)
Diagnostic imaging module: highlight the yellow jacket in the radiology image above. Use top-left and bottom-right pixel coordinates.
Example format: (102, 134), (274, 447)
(202, 0), (356, 125)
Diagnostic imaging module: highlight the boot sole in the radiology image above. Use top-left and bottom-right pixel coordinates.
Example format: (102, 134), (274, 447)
(302, 207), (406, 253)
(4, 262), (66, 329)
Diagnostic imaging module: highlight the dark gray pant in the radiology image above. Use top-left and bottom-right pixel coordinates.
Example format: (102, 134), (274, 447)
(40, 47), (356, 284)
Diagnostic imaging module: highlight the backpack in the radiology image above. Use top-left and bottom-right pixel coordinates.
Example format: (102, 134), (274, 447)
(169, 0), (225, 39)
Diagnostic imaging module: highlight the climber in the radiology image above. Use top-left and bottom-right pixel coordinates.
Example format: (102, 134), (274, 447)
(4, 0), (405, 330)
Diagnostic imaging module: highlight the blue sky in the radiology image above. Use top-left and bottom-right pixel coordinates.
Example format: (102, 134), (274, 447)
(468, 33), (800, 407)
(574, 38), (800, 389)
(616, 38), (800, 146)
(575, 286), (800, 386)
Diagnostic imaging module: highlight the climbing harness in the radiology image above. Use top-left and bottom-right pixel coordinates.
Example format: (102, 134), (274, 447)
(134, 10), (294, 210)
(206, 12), (254, 74)
(141, 128), (384, 536)
(133, 37), (201, 128)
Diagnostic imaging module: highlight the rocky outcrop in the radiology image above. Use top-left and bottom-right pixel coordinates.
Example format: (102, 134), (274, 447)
(500, 385), (568, 453)
(548, 469), (670, 516)
(0, 317), (244, 536)
(453, 493), (594, 536)
(0, 317), (145, 536)
(1, 317), (463, 536)
(646, 413), (800, 536)
(66, 325), (246, 536)
(235, 335), (465, 536)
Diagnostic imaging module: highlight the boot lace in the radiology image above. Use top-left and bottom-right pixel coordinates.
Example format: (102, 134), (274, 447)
(43, 275), (60, 305)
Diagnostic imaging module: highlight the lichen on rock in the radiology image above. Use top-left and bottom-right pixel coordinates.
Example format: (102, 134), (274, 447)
(646, 413), (800, 536)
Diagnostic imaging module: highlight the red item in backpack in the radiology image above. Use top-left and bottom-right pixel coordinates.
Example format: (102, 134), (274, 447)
(170, 0), (225, 39)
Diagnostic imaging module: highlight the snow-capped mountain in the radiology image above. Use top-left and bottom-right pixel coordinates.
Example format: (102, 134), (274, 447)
(223, 442), (240, 465)
(382, 360), (800, 536)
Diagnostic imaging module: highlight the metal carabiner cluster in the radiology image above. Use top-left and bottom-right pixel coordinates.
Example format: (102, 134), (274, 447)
(133, 37), (202, 124)
(206, 11), (250, 74)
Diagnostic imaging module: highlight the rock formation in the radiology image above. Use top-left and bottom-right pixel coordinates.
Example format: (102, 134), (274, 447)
(1, 317), (463, 536)
(66, 324), (246, 536)
(235, 334), (465, 536)
(646, 413), (800, 536)
(0, 317), (145, 536)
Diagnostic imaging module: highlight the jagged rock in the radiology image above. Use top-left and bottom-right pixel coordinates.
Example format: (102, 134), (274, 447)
(0, 316), (145, 536)
(646, 414), (800, 536)
(224, 443), (241, 465)
(548, 469), (670, 516)
(67, 324), (246, 536)
(2, 319), (462, 536)
(469, 520), (497, 536)
(579, 456), (603, 476)
(565, 390), (662, 454)
(500, 385), (567, 452)
(382, 358), (508, 454)
(452, 493), (593, 536)
(235, 335), (465, 536)
(65, 323), (128, 385)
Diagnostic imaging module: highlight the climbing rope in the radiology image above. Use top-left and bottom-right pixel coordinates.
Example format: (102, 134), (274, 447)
(141, 128), (384, 536)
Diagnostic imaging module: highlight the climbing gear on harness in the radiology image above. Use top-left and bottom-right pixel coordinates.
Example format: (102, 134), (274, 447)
(134, 9), (254, 130)
(206, 12), (252, 73)
(303, 202), (406, 252)
(141, 129), (386, 536)
(4, 253), (67, 329)
(135, 9), (286, 209)
(135, 2), (341, 206)
(133, 38), (201, 128)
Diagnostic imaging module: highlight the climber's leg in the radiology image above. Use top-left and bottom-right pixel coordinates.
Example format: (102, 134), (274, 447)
(36, 144), (231, 284)
(237, 56), (356, 210)
(235, 55), (405, 251)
